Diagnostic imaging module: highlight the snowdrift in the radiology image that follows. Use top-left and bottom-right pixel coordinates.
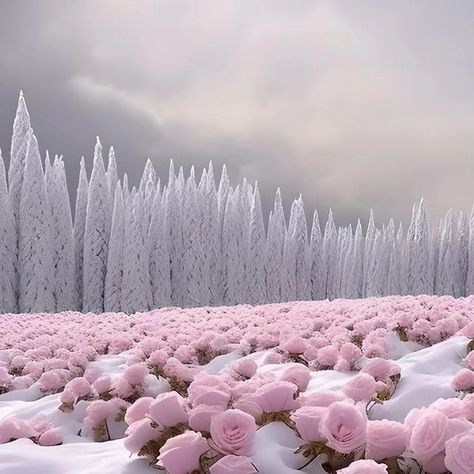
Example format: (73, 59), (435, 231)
(0, 295), (473, 473)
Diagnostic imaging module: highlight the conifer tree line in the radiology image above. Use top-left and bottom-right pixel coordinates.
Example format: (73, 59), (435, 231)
(0, 92), (473, 314)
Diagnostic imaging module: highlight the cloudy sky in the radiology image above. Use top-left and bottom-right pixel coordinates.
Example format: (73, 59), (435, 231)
(0, 1), (473, 227)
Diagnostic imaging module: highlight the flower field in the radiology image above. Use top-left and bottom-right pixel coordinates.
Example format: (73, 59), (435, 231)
(0, 295), (473, 474)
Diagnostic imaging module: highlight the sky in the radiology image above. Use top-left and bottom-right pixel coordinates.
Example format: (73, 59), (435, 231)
(0, 0), (473, 228)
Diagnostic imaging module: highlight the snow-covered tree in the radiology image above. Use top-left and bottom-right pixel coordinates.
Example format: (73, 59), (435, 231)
(73, 157), (88, 311)
(0, 150), (17, 313)
(18, 132), (55, 313)
(47, 157), (76, 310)
(121, 190), (152, 313)
(9, 91), (31, 222)
(104, 183), (125, 312)
(82, 138), (110, 313)
(247, 183), (267, 304)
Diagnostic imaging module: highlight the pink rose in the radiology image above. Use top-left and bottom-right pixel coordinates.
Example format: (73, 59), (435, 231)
(361, 358), (391, 381)
(337, 459), (388, 474)
(149, 392), (188, 427)
(279, 364), (310, 391)
(253, 381), (299, 413)
(316, 346), (339, 367)
(445, 429), (474, 474)
(189, 404), (225, 433)
(188, 374), (231, 407)
(282, 337), (308, 355)
(291, 406), (325, 442)
(343, 373), (377, 402)
(409, 409), (448, 460)
(209, 455), (257, 474)
(232, 359), (257, 379)
(124, 397), (154, 425)
(158, 430), (209, 474)
(365, 420), (407, 461)
(210, 409), (256, 456)
(37, 427), (63, 446)
(339, 342), (362, 364)
(451, 369), (474, 392)
(300, 390), (345, 407)
(122, 363), (148, 386)
(319, 402), (367, 453)
(124, 418), (164, 453)
(464, 351), (474, 370)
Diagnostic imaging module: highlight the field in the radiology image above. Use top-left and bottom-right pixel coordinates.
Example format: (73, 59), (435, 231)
(0, 295), (473, 474)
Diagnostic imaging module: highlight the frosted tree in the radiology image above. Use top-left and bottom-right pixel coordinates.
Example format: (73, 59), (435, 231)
(9, 91), (31, 221)
(340, 226), (354, 298)
(0, 150), (17, 313)
(466, 205), (474, 295)
(237, 179), (253, 302)
(247, 183), (267, 304)
(309, 210), (324, 299)
(323, 210), (338, 300)
(455, 212), (468, 297)
(366, 230), (384, 297)
(82, 138), (110, 313)
(121, 190), (152, 313)
(181, 168), (202, 307)
(435, 210), (455, 295)
(106, 147), (118, 198)
(148, 189), (172, 308)
(18, 132), (55, 313)
(47, 157), (76, 310)
(363, 210), (375, 296)
(292, 197), (310, 300)
(265, 189), (286, 302)
(222, 188), (245, 305)
(73, 157), (88, 311)
(104, 183), (125, 312)
(411, 198), (433, 295)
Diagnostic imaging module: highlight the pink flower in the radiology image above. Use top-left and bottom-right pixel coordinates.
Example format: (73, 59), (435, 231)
(124, 397), (154, 425)
(210, 409), (256, 456)
(300, 391), (345, 407)
(158, 430), (209, 474)
(37, 427), (63, 446)
(188, 374), (231, 407)
(123, 363), (148, 386)
(148, 349), (169, 366)
(92, 375), (111, 394)
(445, 429), (474, 474)
(279, 364), (310, 391)
(232, 359), (257, 379)
(365, 420), (407, 461)
(343, 373), (377, 402)
(361, 358), (392, 381)
(282, 337), (307, 355)
(316, 346), (339, 367)
(337, 459), (388, 474)
(149, 392), (188, 427)
(124, 418), (164, 453)
(339, 343), (362, 364)
(209, 455), (257, 474)
(464, 352), (474, 370)
(0, 417), (38, 443)
(253, 381), (299, 413)
(319, 402), (367, 453)
(451, 369), (474, 391)
(409, 409), (448, 460)
(291, 406), (325, 442)
(189, 404), (225, 433)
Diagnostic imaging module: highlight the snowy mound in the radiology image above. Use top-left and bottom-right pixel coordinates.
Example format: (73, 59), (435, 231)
(0, 295), (473, 473)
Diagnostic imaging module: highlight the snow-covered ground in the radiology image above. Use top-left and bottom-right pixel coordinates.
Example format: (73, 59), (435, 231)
(0, 296), (473, 473)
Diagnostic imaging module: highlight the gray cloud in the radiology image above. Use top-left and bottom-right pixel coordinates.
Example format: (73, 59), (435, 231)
(1, 0), (474, 228)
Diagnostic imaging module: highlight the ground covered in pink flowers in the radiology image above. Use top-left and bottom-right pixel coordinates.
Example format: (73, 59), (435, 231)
(0, 296), (473, 474)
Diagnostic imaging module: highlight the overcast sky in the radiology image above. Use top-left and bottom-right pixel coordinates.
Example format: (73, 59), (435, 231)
(0, 1), (473, 227)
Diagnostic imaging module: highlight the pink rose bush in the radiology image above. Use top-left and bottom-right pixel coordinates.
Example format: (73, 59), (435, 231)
(1, 295), (474, 471)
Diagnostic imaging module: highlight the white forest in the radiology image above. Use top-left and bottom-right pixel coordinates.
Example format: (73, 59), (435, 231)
(0, 92), (473, 314)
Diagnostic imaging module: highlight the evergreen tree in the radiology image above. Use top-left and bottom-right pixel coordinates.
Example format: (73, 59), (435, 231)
(0, 150), (17, 313)
(104, 183), (125, 312)
(18, 132), (55, 312)
(73, 157), (88, 311)
(82, 138), (110, 313)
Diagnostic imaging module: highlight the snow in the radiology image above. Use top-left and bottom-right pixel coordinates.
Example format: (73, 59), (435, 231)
(0, 334), (471, 473)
